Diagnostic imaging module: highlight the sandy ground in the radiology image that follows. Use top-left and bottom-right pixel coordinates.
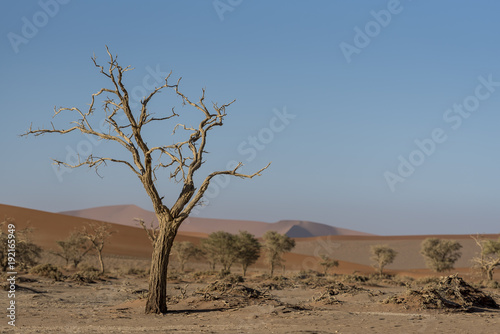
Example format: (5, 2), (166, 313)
(2, 273), (499, 334)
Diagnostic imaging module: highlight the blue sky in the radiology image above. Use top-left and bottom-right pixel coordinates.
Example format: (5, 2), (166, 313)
(1, 0), (500, 235)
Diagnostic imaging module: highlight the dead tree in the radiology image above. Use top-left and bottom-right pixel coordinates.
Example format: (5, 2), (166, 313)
(22, 47), (270, 314)
(472, 235), (500, 281)
(81, 223), (114, 274)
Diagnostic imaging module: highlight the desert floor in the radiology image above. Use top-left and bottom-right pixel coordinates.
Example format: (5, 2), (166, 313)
(3, 271), (500, 334)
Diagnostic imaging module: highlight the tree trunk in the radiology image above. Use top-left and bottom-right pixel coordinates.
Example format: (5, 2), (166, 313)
(487, 268), (493, 281)
(97, 250), (105, 274)
(145, 217), (177, 314)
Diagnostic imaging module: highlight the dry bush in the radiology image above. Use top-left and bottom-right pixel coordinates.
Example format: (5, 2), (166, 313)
(190, 270), (218, 282)
(341, 273), (370, 284)
(385, 274), (499, 311)
(293, 270), (330, 288)
(126, 267), (148, 277)
(415, 276), (441, 286)
(29, 264), (65, 281)
(70, 265), (101, 283)
(259, 275), (296, 291)
(382, 275), (414, 287)
(193, 280), (276, 308)
(473, 280), (500, 289)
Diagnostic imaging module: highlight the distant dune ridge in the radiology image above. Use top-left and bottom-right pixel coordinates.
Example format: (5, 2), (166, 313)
(1, 203), (499, 276)
(59, 204), (374, 238)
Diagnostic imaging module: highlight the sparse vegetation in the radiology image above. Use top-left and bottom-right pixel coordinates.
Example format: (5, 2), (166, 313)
(471, 235), (500, 281)
(81, 223), (114, 274)
(171, 241), (202, 272)
(319, 255), (339, 275)
(30, 264), (65, 281)
(384, 274), (498, 311)
(53, 231), (92, 269)
(201, 231), (239, 273)
(71, 265), (101, 283)
(370, 245), (397, 275)
(262, 231), (295, 277)
(235, 231), (261, 276)
(420, 238), (462, 272)
(1, 218), (42, 271)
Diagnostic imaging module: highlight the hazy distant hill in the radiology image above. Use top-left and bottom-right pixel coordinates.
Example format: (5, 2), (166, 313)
(59, 204), (374, 238)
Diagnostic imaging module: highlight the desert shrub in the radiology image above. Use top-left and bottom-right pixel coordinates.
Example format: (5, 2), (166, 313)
(341, 274), (370, 283)
(223, 273), (244, 283)
(201, 232), (239, 272)
(1, 218), (42, 271)
(385, 275), (498, 311)
(294, 271), (330, 288)
(262, 231), (295, 277)
(71, 265), (101, 283)
(420, 238), (462, 272)
(415, 276), (441, 286)
(53, 231), (92, 269)
(319, 255), (339, 275)
(171, 241), (203, 272)
(127, 267), (147, 276)
(370, 245), (397, 275)
(258, 275), (295, 290)
(474, 280), (500, 289)
(218, 269), (231, 278)
(384, 275), (414, 287)
(295, 270), (322, 280)
(167, 270), (180, 280)
(189, 270), (218, 283)
(235, 231), (261, 276)
(30, 264), (65, 281)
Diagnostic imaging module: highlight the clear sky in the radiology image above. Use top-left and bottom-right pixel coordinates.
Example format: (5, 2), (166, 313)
(1, 1), (500, 235)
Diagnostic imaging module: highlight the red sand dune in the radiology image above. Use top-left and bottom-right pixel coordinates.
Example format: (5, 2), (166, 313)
(2, 203), (499, 278)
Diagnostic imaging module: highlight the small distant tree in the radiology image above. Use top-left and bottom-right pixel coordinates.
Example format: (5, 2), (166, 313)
(200, 238), (218, 271)
(472, 235), (500, 281)
(81, 223), (114, 274)
(319, 255), (339, 275)
(370, 245), (397, 275)
(171, 241), (201, 272)
(0, 218), (42, 271)
(235, 231), (261, 276)
(262, 231), (295, 276)
(53, 231), (92, 269)
(420, 238), (462, 273)
(201, 231), (239, 272)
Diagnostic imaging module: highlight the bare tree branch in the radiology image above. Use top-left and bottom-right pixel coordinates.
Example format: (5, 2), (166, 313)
(136, 218), (158, 245)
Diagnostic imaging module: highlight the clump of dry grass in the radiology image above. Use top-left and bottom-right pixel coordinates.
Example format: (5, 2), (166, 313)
(30, 264), (65, 281)
(70, 265), (101, 283)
